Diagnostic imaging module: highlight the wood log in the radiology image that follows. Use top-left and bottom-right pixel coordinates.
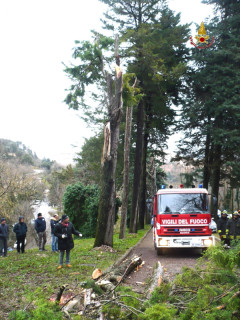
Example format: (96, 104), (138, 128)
(96, 255), (142, 291)
(92, 268), (103, 280)
(146, 261), (164, 299)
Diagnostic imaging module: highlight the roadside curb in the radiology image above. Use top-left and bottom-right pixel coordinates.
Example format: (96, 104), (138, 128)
(108, 227), (152, 272)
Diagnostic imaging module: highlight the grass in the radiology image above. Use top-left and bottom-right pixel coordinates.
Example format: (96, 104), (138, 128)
(0, 226), (150, 318)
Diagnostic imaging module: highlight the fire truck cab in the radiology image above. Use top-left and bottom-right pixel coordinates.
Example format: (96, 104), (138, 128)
(153, 185), (215, 255)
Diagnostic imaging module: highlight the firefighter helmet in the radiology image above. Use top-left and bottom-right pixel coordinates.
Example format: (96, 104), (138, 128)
(233, 211), (238, 216)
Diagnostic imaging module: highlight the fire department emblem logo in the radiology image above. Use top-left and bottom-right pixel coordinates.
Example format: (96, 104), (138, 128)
(190, 22), (215, 49)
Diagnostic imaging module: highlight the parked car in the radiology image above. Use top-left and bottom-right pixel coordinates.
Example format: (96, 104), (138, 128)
(209, 218), (217, 233)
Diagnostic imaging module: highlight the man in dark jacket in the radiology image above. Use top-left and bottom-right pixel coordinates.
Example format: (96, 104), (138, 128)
(0, 218), (9, 257)
(13, 216), (28, 254)
(226, 211), (240, 245)
(54, 214), (82, 269)
(50, 214), (59, 252)
(217, 210), (229, 245)
(34, 213), (47, 251)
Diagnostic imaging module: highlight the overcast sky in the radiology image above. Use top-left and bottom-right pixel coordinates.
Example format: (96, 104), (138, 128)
(0, 0), (213, 165)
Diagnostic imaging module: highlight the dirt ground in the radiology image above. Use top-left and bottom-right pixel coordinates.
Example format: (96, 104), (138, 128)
(124, 229), (200, 293)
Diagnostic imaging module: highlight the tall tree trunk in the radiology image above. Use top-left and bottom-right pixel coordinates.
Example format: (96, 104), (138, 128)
(203, 130), (211, 189)
(138, 128), (148, 229)
(210, 144), (221, 221)
(94, 39), (123, 248)
(129, 99), (144, 233)
(119, 105), (133, 239)
(146, 157), (156, 224)
(236, 188), (239, 209)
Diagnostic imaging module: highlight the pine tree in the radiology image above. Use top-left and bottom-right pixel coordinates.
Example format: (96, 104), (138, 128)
(176, 0), (240, 218)
(100, 0), (190, 232)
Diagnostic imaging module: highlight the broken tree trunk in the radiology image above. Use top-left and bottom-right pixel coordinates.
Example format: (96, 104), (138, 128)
(96, 255), (143, 291)
(94, 35), (123, 248)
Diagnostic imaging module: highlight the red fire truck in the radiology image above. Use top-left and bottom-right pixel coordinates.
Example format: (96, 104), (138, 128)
(153, 185), (215, 255)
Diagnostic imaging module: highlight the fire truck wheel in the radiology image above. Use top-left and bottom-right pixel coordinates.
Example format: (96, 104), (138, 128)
(157, 248), (163, 256)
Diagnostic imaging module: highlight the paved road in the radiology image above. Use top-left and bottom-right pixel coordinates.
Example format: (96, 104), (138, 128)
(124, 229), (200, 293)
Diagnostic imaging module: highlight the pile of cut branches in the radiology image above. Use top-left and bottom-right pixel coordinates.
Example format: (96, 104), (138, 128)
(145, 242), (240, 320)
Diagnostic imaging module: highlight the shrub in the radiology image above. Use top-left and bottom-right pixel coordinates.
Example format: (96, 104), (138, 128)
(63, 182), (99, 237)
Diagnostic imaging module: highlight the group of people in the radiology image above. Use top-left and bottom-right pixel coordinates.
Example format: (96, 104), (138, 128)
(217, 210), (240, 247)
(0, 213), (82, 269)
(0, 216), (27, 257)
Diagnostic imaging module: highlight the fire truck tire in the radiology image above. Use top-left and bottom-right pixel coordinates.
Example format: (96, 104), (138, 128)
(157, 248), (163, 255)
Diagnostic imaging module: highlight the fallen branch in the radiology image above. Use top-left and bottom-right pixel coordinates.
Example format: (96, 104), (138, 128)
(213, 284), (238, 303)
(147, 261), (164, 299)
(63, 309), (72, 319)
(60, 293), (82, 310)
(23, 301), (32, 311)
(116, 301), (144, 316)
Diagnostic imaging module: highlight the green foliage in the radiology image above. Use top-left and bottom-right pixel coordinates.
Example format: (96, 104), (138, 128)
(175, 0), (240, 200)
(9, 288), (63, 320)
(64, 34), (114, 125)
(63, 182), (99, 237)
(144, 242), (240, 320)
(74, 133), (104, 186)
(81, 279), (104, 295)
(102, 286), (143, 319)
(139, 304), (177, 320)
(148, 283), (171, 305)
(122, 73), (143, 109)
(155, 166), (167, 191)
(204, 242), (240, 271)
(9, 311), (30, 320)
(41, 158), (54, 171)
(20, 153), (34, 165)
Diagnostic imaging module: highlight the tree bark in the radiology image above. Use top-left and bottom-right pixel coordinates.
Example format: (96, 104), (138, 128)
(203, 130), (211, 189)
(210, 144), (221, 221)
(138, 128), (148, 229)
(146, 157), (156, 224)
(129, 99), (144, 233)
(97, 255), (143, 289)
(119, 105), (133, 239)
(94, 39), (123, 248)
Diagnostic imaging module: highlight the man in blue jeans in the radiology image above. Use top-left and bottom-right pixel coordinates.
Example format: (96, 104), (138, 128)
(54, 214), (82, 269)
(50, 214), (59, 252)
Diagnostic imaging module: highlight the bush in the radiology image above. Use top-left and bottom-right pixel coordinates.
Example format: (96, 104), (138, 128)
(63, 182), (99, 238)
